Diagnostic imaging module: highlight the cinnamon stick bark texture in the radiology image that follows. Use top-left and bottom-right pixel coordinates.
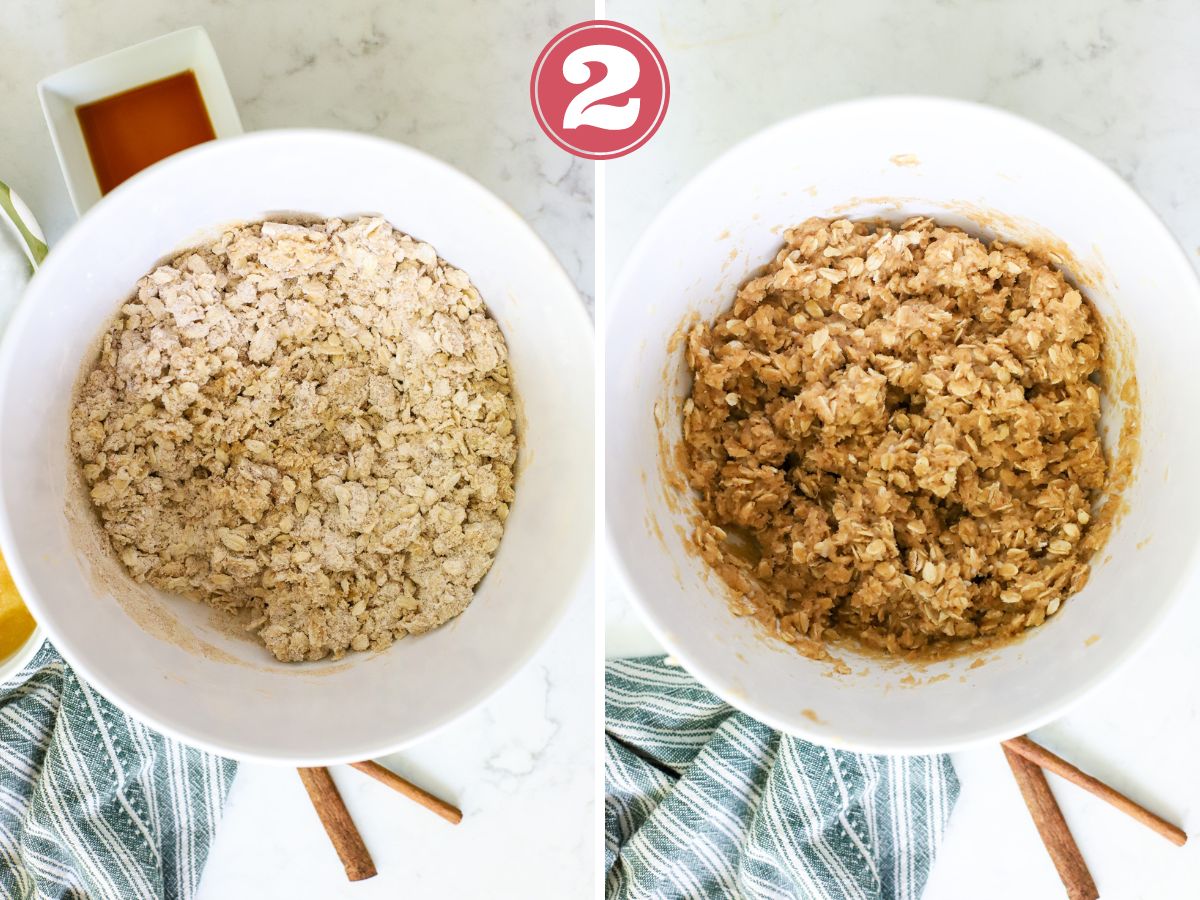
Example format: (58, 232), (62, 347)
(1003, 735), (1188, 847)
(349, 759), (463, 825)
(297, 767), (378, 881)
(1003, 746), (1098, 900)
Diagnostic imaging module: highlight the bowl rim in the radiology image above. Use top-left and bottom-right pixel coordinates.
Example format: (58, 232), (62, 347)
(0, 628), (46, 686)
(0, 127), (595, 765)
(606, 94), (1200, 755)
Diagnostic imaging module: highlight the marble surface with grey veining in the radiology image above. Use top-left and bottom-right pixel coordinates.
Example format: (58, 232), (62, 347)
(607, 0), (1200, 285)
(1, 0), (593, 304)
(606, 1), (1200, 897)
(0, 2), (594, 897)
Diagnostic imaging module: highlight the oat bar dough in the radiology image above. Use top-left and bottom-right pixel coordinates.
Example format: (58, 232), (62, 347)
(683, 217), (1112, 657)
(71, 217), (516, 662)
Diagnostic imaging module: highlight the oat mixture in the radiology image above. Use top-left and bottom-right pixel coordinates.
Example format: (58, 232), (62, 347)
(71, 218), (516, 662)
(682, 217), (1114, 657)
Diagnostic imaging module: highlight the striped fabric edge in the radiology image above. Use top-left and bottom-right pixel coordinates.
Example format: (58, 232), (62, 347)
(0, 642), (237, 900)
(605, 656), (959, 900)
(605, 658), (733, 770)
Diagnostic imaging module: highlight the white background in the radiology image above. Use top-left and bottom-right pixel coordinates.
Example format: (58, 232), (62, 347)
(606, 1), (1200, 898)
(1, 1), (596, 898)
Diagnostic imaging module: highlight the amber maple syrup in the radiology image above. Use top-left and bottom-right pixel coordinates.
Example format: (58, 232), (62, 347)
(77, 70), (216, 194)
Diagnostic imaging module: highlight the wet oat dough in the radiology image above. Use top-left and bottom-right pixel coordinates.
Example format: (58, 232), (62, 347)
(682, 217), (1112, 657)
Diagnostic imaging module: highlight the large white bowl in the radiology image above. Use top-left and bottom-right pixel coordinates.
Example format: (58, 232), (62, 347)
(607, 97), (1200, 754)
(0, 129), (593, 764)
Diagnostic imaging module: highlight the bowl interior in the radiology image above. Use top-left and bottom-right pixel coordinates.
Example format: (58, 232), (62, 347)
(607, 97), (1200, 754)
(0, 129), (593, 763)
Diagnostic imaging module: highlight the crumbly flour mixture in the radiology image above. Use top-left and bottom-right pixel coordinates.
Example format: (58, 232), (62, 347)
(71, 218), (516, 662)
(682, 217), (1115, 657)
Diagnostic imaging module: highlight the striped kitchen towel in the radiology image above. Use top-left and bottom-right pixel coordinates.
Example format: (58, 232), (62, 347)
(0, 641), (236, 900)
(605, 656), (958, 900)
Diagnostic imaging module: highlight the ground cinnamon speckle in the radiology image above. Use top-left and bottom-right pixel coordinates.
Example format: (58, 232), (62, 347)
(71, 217), (516, 662)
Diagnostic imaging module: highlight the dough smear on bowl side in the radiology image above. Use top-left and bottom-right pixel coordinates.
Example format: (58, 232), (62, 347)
(70, 217), (516, 662)
(679, 216), (1136, 661)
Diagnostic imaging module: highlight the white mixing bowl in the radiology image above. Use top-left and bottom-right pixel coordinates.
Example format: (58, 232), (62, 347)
(0, 129), (593, 764)
(607, 97), (1200, 754)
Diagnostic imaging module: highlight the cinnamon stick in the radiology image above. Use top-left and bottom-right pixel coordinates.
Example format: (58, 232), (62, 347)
(349, 759), (463, 825)
(1003, 745), (1098, 900)
(296, 767), (377, 881)
(1004, 735), (1187, 847)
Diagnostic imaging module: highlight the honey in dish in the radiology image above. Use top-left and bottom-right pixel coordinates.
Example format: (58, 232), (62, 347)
(77, 70), (216, 195)
(0, 552), (34, 661)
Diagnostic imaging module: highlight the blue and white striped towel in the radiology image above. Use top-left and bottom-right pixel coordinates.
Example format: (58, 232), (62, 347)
(0, 641), (236, 899)
(605, 656), (958, 900)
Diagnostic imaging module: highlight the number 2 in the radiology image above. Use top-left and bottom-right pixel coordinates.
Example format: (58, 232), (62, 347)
(561, 45), (641, 131)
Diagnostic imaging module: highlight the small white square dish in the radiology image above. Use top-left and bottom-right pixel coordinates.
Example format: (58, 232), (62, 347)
(38, 26), (243, 215)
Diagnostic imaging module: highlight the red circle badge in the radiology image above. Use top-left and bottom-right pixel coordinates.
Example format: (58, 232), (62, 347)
(530, 20), (669, 160)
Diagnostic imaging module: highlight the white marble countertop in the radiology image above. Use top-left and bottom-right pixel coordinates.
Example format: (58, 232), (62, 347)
(203, 580), (595, 899)
(2, 0), (593, 305)
(1, 1), (594, 897)
(606, 1), (1200, 897)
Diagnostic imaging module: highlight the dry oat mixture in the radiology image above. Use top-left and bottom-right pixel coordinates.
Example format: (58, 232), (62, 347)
(71, 218), (516, 662)
(682, 217), (1113, 657)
